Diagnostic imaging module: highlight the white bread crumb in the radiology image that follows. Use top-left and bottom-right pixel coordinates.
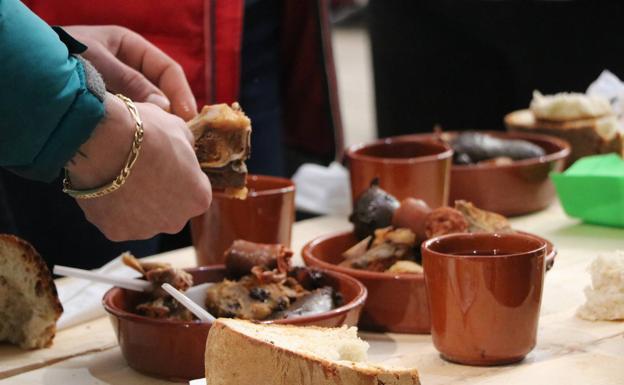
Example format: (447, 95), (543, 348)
(577, 251), (624, 321)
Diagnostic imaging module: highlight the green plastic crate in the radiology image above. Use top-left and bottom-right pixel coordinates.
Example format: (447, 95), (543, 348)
(551, 154), (624, 228)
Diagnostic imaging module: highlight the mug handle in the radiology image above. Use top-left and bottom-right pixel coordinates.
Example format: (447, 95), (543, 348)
(545, 248), (557, 272)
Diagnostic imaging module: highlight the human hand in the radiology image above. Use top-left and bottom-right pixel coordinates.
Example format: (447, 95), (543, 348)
(63, 25), (197, 121)
(66, 93), (211, 241)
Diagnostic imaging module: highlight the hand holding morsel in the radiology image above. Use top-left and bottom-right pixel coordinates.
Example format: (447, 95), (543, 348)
(67, 94), (212, 241)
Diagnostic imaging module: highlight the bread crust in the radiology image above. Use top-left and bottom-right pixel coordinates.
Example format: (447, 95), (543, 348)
(0, 234), (63, 349)
(505, 109), (623, 164)
(205, 320), (420, 385)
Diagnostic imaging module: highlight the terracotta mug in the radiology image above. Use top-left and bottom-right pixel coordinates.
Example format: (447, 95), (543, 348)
(191, 175), (295, 266)
(422, 232), (547, 366)
(346, 138), (452, 208)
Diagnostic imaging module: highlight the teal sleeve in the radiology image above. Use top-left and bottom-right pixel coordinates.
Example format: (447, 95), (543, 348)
(0, 0), (105, 182)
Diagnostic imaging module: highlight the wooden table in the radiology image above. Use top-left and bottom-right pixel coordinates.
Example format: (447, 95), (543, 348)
(1, 202), (623, 384)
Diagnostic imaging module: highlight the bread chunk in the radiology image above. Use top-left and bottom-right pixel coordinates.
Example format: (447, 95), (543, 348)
(0, 234), (63, 349)
(505, 91), (623, 165)
(205, 318), (420, 385)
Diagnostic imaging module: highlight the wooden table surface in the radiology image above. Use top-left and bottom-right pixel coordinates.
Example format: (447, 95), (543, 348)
(1, 202), (623, 385)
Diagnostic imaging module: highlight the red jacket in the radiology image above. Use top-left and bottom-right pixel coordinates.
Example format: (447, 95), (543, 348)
(25, 0), (343, 164)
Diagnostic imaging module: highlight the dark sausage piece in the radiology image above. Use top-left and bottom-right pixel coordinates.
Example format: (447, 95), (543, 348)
(224, 240), (293, 279)
(349, 178), (400, 240)
(451, 132), (545, 162)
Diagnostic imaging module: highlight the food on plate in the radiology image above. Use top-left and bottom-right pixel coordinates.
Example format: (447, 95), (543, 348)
(349, 178), (400, 240)
(505, 91), (624, 164)
(341, 227), (418, 272)
(224, 239), (289, 279)
(205, 318), (421, 385)
(0, 234), (63, 349)
(206, 241), (340, 320)
(187, 102), (252, 199)
(424, 206), (469, 239)
(343, 192), (513, 273)
(424, 200), (512, 238)
(123, 253), (194, 320)
(577, 251), (624, 321)
(387, 260), (424, 274)
(392, 197), (431, 242)
(451, 200), (512, 234)
(125, 241), (340, 322)
(448, 131), (545, 165)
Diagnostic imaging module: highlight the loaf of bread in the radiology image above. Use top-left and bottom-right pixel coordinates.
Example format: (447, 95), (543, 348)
(205, 318), (420, 385)
(505, 91), (623, 165)
(187, 103), (252, 199)
(0, 234), (63, 349)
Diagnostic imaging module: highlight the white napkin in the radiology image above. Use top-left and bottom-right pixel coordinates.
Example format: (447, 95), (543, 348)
(56, 256), (141, 330)
(587, 69), (624, 119)
(291, 161), (351, 215)
(189, 379), (206, 385)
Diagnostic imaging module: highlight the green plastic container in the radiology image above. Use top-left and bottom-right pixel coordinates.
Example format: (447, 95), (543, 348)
(551, 153), (624, 227)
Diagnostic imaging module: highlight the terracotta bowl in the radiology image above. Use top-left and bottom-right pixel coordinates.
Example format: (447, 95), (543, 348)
(398, 131), (570, 216)
(302, 231), (556, 334)
(346, 137), (453, 208)
(102, 266), (367, 382)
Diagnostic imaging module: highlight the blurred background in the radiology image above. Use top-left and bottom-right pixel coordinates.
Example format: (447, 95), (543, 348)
(332, 0), (624, 142)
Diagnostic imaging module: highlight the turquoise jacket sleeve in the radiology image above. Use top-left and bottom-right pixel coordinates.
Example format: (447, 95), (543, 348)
(0, 0), (105, 182)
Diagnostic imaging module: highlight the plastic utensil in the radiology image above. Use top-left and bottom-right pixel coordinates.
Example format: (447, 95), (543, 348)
(161, 283), (216, 322)
(53, 265), (153, 292)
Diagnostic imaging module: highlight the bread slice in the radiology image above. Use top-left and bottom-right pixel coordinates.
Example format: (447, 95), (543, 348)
(187, 103), (252, 199)
(205, 318), (420, 385)
(0, 234), (63, 349)
(505, 109), (623, 165)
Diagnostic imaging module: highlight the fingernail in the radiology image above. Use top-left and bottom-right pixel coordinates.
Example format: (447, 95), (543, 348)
(146, 94), (171, 111)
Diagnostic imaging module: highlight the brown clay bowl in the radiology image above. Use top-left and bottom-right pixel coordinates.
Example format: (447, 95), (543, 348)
(346, 137), (453, 208)
(397, 131), (570, 216)
(102, 265), (367, 382)
(302, 231), (556, 334)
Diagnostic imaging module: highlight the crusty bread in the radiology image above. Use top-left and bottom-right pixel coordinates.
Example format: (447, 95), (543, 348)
(0, 234), (63, 349)
(577, 251), (624, 321)
(187, 103), (251, 199)
(205, 318), (420, 385)
(505, 109), (623, 165)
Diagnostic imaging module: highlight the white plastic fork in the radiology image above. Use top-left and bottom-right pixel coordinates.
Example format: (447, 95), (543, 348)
(53, 265), (153, 292)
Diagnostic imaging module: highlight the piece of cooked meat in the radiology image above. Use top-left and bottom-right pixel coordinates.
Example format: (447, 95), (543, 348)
(187, 103), (252, 199)
(122, 252), (193, 296)
(454, 200), (512, 233)
(224, 240), (293, 279)
(340, 227), (417, 272)
(205, 275), (307, 320)
(122, 253), (195, 319)
(0, 234), (63, 349)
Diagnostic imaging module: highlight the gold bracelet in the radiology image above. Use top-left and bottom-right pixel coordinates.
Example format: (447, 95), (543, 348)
(63, 94), (145, 199)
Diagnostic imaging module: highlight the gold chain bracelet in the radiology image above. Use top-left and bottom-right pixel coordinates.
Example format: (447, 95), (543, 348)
(63, 94), (144, 199)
